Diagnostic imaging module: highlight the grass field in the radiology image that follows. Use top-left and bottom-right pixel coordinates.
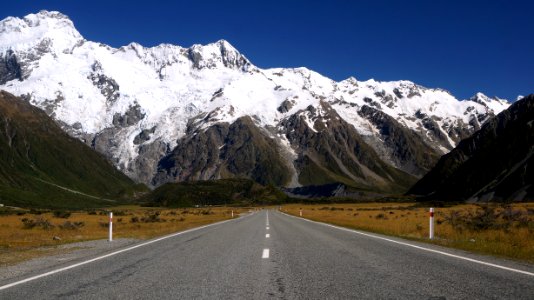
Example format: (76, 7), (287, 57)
(282, 203), (534, 263)
(0, 206), (249, 266)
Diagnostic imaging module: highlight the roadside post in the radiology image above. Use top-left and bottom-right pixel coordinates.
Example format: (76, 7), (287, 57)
(109, 212), (113, 242)
(231, 210), (234, 218)
(299, 209), (302, 217)
(429, 208), (434, 240)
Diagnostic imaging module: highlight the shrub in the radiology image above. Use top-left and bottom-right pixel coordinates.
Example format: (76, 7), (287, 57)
(375, 213), (387, 220)
(443, 206), (533, 231)
(330, 207), (344, 211)
(53, 210), (71, 219)
(21, 217), (55, 230)
(59, 221), (84, 230)
(140, 211), (166, 223)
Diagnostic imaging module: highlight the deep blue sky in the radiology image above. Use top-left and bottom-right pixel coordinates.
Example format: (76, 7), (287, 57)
(2, 0), (533, 100)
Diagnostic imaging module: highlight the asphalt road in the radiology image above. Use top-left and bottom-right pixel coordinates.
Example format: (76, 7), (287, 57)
(1, 210), (533, 299)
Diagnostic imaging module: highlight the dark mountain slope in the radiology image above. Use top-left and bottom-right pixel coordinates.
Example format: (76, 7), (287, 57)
(153, 116), (294, 187)
(0, 91), (146, 208)
(409, 94), (534, 202)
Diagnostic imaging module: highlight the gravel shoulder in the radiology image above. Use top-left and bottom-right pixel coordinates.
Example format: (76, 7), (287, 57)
(0, 238), (139, 282)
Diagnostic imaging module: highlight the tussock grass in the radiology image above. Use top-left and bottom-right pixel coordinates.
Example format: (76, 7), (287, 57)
(283, 203), (534, 263)
(0, 206), (247, 266)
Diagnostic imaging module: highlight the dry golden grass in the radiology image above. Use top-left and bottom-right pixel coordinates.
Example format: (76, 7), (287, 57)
(0, 206), (248, 266)
(282, 203), (534, 263)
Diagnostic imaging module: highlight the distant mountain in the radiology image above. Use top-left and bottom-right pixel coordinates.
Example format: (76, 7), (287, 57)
(0, 91), (146, 208)
(409, 94), (534, 202)
(0, 11), (511, 192)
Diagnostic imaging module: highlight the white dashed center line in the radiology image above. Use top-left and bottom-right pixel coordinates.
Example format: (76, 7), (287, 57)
(262, 249), (270, 259)
(266, 233), (270, 238)
(266, 226), (269, 230)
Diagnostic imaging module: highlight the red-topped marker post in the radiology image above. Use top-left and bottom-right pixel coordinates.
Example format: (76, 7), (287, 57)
(109, 212), (113, 242)
(429, 208), (434, 240)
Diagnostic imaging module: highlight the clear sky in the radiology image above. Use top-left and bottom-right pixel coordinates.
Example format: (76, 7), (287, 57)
(1, 0), (532, 101)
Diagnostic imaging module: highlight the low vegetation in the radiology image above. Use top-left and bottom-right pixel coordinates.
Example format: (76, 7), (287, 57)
(144, 178), (289, 207)
(282, 203), (534, 262)
(0, 206), (247, 266)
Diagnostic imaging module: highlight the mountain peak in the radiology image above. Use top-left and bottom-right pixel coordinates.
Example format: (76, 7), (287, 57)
(31, 10), (71, 21)
(468, 92), (510, 114)
(0, 10), (82, 53)
(215, 39), (233, 48)
(470, 92), (509, 104)
(471, 92), (490, 101)
(187, 39), (252, 71)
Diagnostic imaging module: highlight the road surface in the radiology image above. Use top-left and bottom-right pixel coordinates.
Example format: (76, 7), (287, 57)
(1, 210), (533, 299)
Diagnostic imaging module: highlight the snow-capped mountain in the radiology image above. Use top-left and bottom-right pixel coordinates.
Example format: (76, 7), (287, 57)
(0, 11), (510, 191)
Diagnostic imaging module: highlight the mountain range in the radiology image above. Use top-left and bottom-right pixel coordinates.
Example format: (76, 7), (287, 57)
(0, 10), (513, 194)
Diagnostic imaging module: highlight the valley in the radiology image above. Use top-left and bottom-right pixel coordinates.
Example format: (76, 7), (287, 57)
(0, 8), (532, 299)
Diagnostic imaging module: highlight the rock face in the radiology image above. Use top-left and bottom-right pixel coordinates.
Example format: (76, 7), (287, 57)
(154, 116), (293, 186)
(358, 105), (440, 177)
(409, 94), (534, 202)
(0, 11), (512, 192)
(278, 102), (416, 192)
(0, 50), (23, 84)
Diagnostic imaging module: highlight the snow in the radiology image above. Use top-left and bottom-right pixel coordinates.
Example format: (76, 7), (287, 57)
(0, 10), (512, 176)
(0, 11), (82, 53)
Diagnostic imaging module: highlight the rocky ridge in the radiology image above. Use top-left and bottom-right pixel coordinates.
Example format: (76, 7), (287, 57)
(0, 11), (511, 191)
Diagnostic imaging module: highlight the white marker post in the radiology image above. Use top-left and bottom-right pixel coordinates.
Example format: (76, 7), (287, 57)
(299, 209), (302, 217)
(429, 208), (434, 240)
(231, 210), (234, 218)
(109, 212), (113, 242)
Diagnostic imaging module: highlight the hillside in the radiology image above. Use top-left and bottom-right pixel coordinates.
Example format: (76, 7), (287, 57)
(145, 178), (288, 207)
(0, 91), (146, 208)
(409, 94), (534, 202)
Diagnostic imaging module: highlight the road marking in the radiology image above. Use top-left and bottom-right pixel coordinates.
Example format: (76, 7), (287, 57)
(266, 234), (270, 238)
(281, 212), (534, 277)
(262, 248), (270, 258)
(266, 226), (269, 230)
(0, 214), (253, 291)
(266, 210), (270, 226)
